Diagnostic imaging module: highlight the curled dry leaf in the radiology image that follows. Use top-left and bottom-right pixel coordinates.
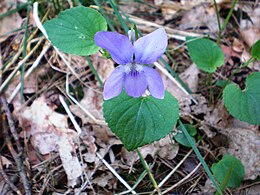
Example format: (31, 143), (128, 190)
(16, 95), (82, 187)
(220, 128), (260, 180)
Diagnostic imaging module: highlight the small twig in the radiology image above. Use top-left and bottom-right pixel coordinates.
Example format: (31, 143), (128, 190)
(0, 158), (22, 195)
(1, 103), (31, 195)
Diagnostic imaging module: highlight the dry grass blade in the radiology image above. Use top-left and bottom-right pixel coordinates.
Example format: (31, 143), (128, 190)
(0, 37), (44, 94)
(96, 153), (137, 194)
(162, 162), (202, 194)
(158, 149), (193, 189)
(8, 43), (51, 102)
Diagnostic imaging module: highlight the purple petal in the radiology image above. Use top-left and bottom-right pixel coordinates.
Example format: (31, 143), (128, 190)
(124, 71), (147, 98)
(143, 66), (164, 99)
(94, 31), (134, 65)
(134, 28), (168, 64)
(104, 66), (125, 100)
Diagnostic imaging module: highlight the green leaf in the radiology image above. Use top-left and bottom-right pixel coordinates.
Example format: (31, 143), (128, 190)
(43, 6), (107, 56)
(223, 72), (260, 124)
(212, 154), (245, 188)
(251, 39), (260, 60)
(174, 124), (197, 147)
(103, 91), (179, 151)
(186, 37), (224, 73)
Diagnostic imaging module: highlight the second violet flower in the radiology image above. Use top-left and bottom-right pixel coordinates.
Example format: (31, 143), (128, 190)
(94, 28), (168, 100)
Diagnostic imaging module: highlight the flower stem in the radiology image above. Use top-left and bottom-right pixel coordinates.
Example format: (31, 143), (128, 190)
(136, 149), (161, 194)
(216, 0), (237, 45)
(213, 0), (222, 36)
(209, 73), (214, 104)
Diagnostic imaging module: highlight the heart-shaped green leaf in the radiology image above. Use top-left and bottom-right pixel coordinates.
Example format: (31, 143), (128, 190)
(186, 37), (224, 73)
(43, 6), (107, 56)
(223, 72), (260, 124)
(174, 124), (197, 147)
(212, 154), (245, 188)
(251, 39), (260, 60)
(103, 91), (179, 151)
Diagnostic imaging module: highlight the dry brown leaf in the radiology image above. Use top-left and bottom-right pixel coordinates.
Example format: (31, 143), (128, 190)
(203, 178), (216, 194)
(92, 173), (114, 188)
(122, 136), (179, 166)
(92, 53), (115, 83)
(240, 6), (260, 47)
(70, 88), (104, 125)
(81, 133), (97, 163)
(160, 71), (187, 100)
(16, 95), (82, 187)
(0, 0), (22, 42)
(220, 128), (260, 180)
(69, 88), (115, 147)
(180, 63), (200, 92)
(179, 4), (221, 33)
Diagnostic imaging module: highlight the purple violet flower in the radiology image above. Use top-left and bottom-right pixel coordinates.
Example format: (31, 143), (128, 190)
(94, 28), (168, 100)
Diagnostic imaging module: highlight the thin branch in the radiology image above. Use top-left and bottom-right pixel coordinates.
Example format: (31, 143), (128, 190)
(0, 158), (22, 195)
(1, 96), (31, 195)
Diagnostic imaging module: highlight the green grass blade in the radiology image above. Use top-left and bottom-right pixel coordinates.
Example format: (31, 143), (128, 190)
(0, 3), (27, 19)
(178, 120), (222, 195)
(85, 56), (104, 86)
(217, 0), (237, 44)
(94, 0), (115, 31)
(20, 1), (30, 101)
(109, 0), (129, 33)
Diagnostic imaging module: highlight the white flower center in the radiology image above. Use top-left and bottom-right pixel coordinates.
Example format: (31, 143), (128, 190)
(124, 63), (143, 74)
